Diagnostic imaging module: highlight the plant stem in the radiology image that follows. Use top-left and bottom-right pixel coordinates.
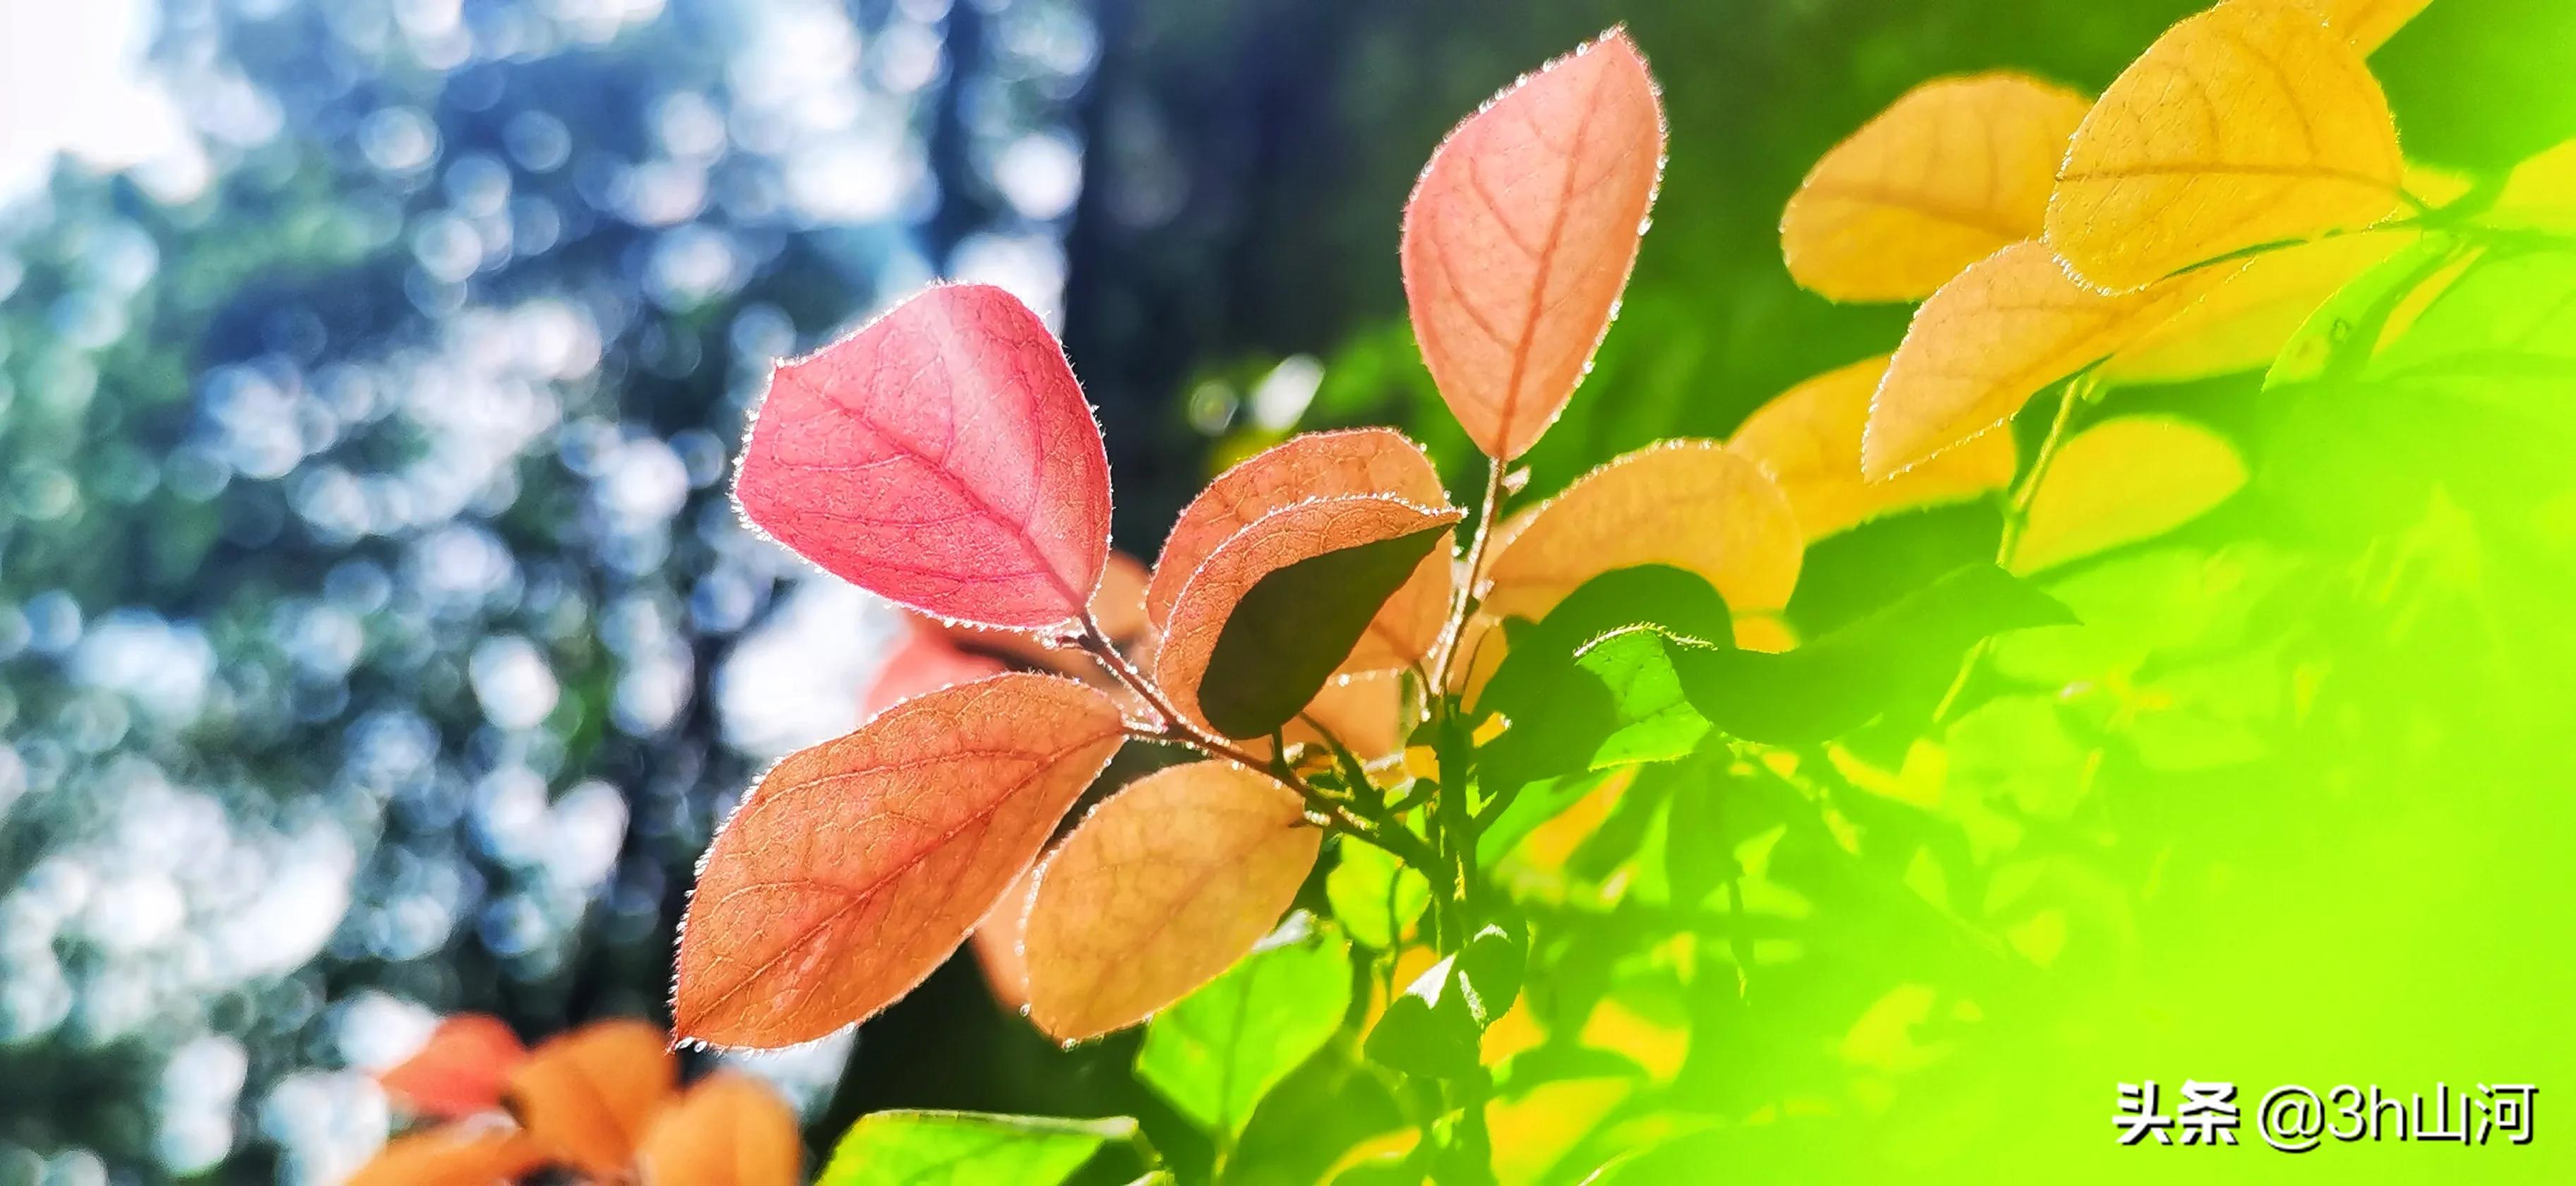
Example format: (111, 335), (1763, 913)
(1931, 373), (2089, 724)
(1429, 456), (1508, 694)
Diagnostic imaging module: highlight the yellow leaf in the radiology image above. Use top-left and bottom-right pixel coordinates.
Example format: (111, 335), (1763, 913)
(1863, 241), (2220, 479)
(1483, 441), (1803, 622)
(1022, 762), (1321, 1041)
(2010, 416), (2247, 574)
(1782, 73), (2092, 301)
(1729, 355), (2017, 539)
(2487, 138), (2576, 234)
(2102, 229), (2413, 384)
(1488, 1079), (1632, 1186)
(2046, 0), (2404, 293)
(2303, 0), (2434, 52)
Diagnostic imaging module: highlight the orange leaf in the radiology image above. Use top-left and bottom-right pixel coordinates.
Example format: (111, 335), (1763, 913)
(1402, 29), (1666, 460)
(2010, 416), (2247, 574)
(636, 1073), (803, 1186)
(2488, 138), (2576, 234)
(1340, 549), (1454, 677)
(1023, 762), (1321, 1040)
(1148, 429), (1448, 630)
(2046, 0), (2404, 293)
(1782, 73), (2092, 301)
(1284, 670), (1411, 765)
(349, 1121), (548, 1186)
(1155, 496), (1463, 739)
(503, 1019), (676, 1178)
(376, 1013), (527, 1120)
(2304, 0), (2433, 52)
(861, 619), (1008, 724)
(970, 865), (1038, 1014)
(674, 673), (1125, 1048)
(1482, 441), (1802, 624)
(1862, 241), (2221, 479)
(735, 283), (1112, 631)
(934, 551), (1152, 680)
(2101, 229), (2412, 384)
(1728, 355), (2016, 540)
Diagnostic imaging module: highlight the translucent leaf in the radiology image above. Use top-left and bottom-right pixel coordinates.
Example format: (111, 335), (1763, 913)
(674, 673), (1125, 1048)
(1477, 565), (1730, 793)
(1484, 442), (1801, 625)
(347, 1122), (549, 1186)
(1863, 241), (2219, 479)
(376, 1013), (525, 1120)
(1402, 30), (1666, 460)
(1023, 762), (1321, 1041)
(1157, 496), (1462, 739)
(2364, 246), (2576, 400)
(503, 1019), (676, 1178)
(2010, 416), (2247, 575)
(1135, 921), (1352, 1139)
(637, 1073), (803, 1186)
(2046, 0), (2404, 293)
(1148, 429), (1448, 630)
(1782, 73), (2091, 301)
(969, 865), (1037, 1014)
(1728, 355), (2016, 539)
(2305, 0), (2433, 52)
(2265, 232), (2481, 387)
(1324, 839), (1429, 950)
(1285, 669), (1411, 765)
(859, 619), (1006, 724)
(735, 284), (1113, 630)
(2101, 229), (2413, 385)
(818, 1111), (1135, 1186)
(2487, 138), (2576, 233)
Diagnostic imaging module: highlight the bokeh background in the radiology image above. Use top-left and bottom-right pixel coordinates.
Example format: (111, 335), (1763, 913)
(1, 0), (2571, 1181)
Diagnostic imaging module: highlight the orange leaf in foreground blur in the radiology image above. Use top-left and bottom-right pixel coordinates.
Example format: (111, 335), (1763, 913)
(1782, 73), (2091, 301)
(636, 1073), (803, 1186)
(734, 283), (1113, 631)
(1728, 355), (2016, 541)
(2045, 0), (2403, 293)
(1155, 496), (1463, 739)
(674, 673), (1124, 1048)
(1483, 441), (1802, 624)
(860, 619), (1008, 723)
(1402, 28), (1665, 460)
(1863, 241), (2219, 479)
(349, 1121), (548, 1186)
(503, 1019), (676, 1179)
(1023, 762), (1320, 1040)
(376, 1013), (527, 1120)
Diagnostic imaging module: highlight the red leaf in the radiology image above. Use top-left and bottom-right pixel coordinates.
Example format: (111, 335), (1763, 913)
(376, 1013), (527, 1120)
(861, 619), (1007, 724)
(736, 284), (1113, 631)
(1402, 29), (1666, 460)
(674, 673), (1126, 1048)
(502, 1019), (676, 1179)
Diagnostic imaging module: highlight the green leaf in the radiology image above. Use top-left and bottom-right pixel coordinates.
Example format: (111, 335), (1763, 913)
(1570, 626), (1713, 765)
(1135, 918), (1352, 1140)
(1361, 954), (1483, 1080)
(818, 1110), (1134, 1186)
(1644, 563), (2075, 743)
(1476, 768), (1618, 866)
(1325, 837), (1430, 950)
(2366, 244), (2576, 400)
(1202, 521), (1452, 738)
(1477, 565), (1731, 793)
(2266, 232), (2470, 390)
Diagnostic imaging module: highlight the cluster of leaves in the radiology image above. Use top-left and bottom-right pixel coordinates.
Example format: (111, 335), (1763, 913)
(353, 1014), (797, 1185)
(671, 2), (2576, 1183)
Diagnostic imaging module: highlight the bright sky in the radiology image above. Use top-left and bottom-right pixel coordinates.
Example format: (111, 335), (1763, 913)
(0, 0), (194, 202)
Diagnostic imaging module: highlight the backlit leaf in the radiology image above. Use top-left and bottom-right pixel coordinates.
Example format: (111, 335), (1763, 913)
(2010, 416), (2247, 574)
(736, 283), (1113, 630)
(1402, 29), (1665, 460)
(861, 619), (1007, 724)
(1285, 669), (1411, 765)
(2101, 229), (2412, 384)
(1477, 565), (1730, 793)
(1325, 839), (1429, 950)
(2305, 0), (2433, 52)
(2265, 232), (2481, 386)
(2046, 0), (2404, 293)
(1341, 549), (1455, 677)
(349, 1122), (548, 1186)
(1782, 73), (2092, 301)
(818, 1111), (1134, 1186)
(1135, 920), (1352, 1139)
(376, 1013), (526, 1120)
(939, 551), (1153, 677)
(2361, 246), (2576, 400)
(1483, 442), (1801, 626)
(637, 1073), (802, 1186)
(1728, 355), (2016, 539)
(1863, 241), (2219, 479)
(503, 1019), (676, 1178)
(1023, 762), (1322, 1041)
(969, 866), (1037, 1014)
(1148, 429), (1448, 630)
(674, 673), (1125, 1048)
(1157, 497), (1462, 739)
(2487, 139), (2576, 233)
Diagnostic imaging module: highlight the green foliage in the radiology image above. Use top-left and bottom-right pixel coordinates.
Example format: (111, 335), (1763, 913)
(1135, 920), (1354, 1142)
(1202, 523), (1455, 738)
(818, 1111), (1137, 1186)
